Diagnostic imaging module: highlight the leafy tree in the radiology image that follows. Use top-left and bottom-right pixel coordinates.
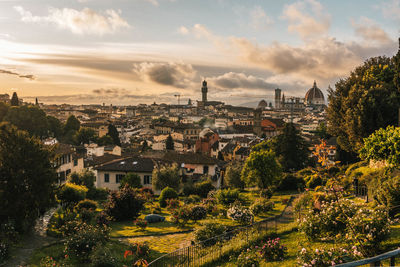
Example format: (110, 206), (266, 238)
(107, 124), (120, 146)
(314, 122), (331, 140)
(158, 186), (178, 207)
(4, 105), (49, 137)
(68, 170), (96, 189)
(120, 173), (142, 189)
(104, 185), (144, 221)
(64, 115), (80, 134)
(75, 127), (98, 145)
(0, 123), (57, 233)
(141, 140), (149, 152)
(10, 92), (19, 106)
(327, 55), (400, 153)
(152, 163), (180, 191)
(57, 183), (88, 209)
(46, 115), (63, 138)
(0, 102), (9, 121)
(97, 135), (114, 146)
(241, 149), (282, 190)
(165, 134), (174, 150)
(224, 162), (244, 189)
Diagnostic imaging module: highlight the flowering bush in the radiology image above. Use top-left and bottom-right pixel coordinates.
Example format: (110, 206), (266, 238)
(158, 187), (178, 208)
(249, 198), (274, 216)
(89, 245), (117, 267)
(216, 188), (241, 206)
(171, 206), (192, 226)
(134, 218), (148, 230)
(184, 194), (201, 204)
(259, 238), (287, 261)
(124, 242), (150, 261)
(236, 248), (260, 267)
(297, 247), (362, 267)
(227, 203), (254, 225)
(64, 223), (109, 263)
(190, 205), (207, 222)
(39, 256), (61, 267)
(166, 198), (181, 211)
(194, 222), (226, 246)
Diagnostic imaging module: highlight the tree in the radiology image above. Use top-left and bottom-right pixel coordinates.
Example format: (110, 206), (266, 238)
(64, 115), (80, 134)
(152, 163), (180, 191)
(97, 135), (114, 146)
(107, 124), (120, 146)
(141, 140), (148, 152)
(314, 122), (331, 140)
(10, 92), (19, 106)
(75, 127), (98, 145)
(57, 183), (88, 210)
(224, 162), (244, 189)
(241, 149), (282, 190)
(46, 115), (63, 138)
(0, 123), (57, 233)
(4, 105), (49, 138)
(165, 134), (174, 150)
(68, 170), (96, 189)
(327, 55), (400, 153)
(120, 173), (142, 189)
(104, 185), (144, 221)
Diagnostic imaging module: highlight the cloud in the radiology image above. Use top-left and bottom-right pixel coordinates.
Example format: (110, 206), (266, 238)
(131, 62), (196, 88)
(209, 72), (277, 90)
(352, 17), (392, 45)
(380, 0), (400, 21)
(0, 68), (35, 80)
(250, 6), (273, 30)
(282, 0), (330, 40)
(92, 88), (129, 96)
(146, 0), (159, 6)
(178, 26), (189, 35)
(14, 6), (130, 35)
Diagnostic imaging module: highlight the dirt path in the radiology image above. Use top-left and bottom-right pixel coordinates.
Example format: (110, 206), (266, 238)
(4, 208), (60, 267)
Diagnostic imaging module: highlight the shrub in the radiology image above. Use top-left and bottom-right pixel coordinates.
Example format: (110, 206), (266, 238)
(236, 249), (260, 267)
(89, 245), (118, 267)
(104, 185), (145, 221)
(68, 170), (96, 189)
(249, 198), (274, 216)
(87, 187), (109, 201)
(120, 173), (142, 189)
(95, 212), (110, 227)
(64, 223), (109, 263)
(293, 191), (313, 219)
(39, 256), (61, 267)
(277, 173), (304, 191)
(80, 208), (96, 224)
(166, 198), (181, 211)
(190, 205), (207, 222)
(216, 188), (241, 206)
(227, 203), (254, 225)
(0, 242), (9, 264)
(75, 199), (97, 212)
(57, 183), (88, 209)
(194, 222), (226, 246)
(134, 218), (148, 230)
(126, 242), (150, 259)
(259, 188), (273, 199)
(152, 163), (180, 191)
(259, 238), (287, 261)
(305, 174), (324, 189)
(171, 206), (192, 227)
(183, 194), (201, 204)
(139, 188), (154, 201)
(297, 247), (362, 266)
(150, 203), (162, 214)
(182, 181), (196, 196)
(159, 187), (178, 208)
(194, 180), (215, 198)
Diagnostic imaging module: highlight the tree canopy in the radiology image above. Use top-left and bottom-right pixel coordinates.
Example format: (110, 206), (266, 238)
(165, 134), (174, 150)
(152, 163), (180, 191)
(75, 127), (98, 145)
(64, 115), (80, 134)
(327, 55), (400, 154)
(0, 123), (57, 233)
(107, 124), (121, 146)
(10, 92), (19, 106)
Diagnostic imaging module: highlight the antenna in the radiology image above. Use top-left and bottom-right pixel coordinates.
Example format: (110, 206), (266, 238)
(174, 94), (181, 105)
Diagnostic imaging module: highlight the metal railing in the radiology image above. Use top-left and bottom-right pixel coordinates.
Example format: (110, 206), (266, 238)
(353, 185), (369, 202)
(336, 248), (400, 267)
(148, 197), (294, 267)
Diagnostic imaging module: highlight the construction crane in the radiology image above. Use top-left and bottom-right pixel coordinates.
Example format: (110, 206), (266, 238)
(174, 94), (181, 105)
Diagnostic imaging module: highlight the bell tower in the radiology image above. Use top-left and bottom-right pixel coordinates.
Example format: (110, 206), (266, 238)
(201, 80), (208, 103)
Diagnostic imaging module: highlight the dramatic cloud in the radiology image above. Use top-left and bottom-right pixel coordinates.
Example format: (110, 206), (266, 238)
(131, 62), (196, 88)
(250, 6), (273, 30)
(352, 17), (392, 45)
(209, 72), (276, 90)
(0, 68), (35, 80)
(14, 6), (130, 35)
(282, 0), (331, 40)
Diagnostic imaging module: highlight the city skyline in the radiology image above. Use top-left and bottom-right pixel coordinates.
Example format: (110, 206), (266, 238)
(0, 0), (399, 105)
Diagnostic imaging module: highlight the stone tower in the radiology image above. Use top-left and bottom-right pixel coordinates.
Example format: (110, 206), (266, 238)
(201, 80), (208, 103)
(274, 88), (282, 109)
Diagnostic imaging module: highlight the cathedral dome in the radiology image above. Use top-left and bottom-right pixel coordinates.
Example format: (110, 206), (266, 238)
(305, 81), (325, 106)
(257, 99), (268, 109)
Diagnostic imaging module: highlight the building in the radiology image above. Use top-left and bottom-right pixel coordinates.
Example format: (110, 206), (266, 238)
(274, 88), (282, 109)
(53, 143), (85, 183)
(305, 81), (325, 107)
(202, 80), (208, 103)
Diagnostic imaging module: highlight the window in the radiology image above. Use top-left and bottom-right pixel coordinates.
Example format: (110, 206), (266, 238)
(144, 175), (151, 185)
(116, 174), (125, 184)
(203, 165), (209, 175)
(66, 169), (71, 176)
(104, 173), (109, 183)
(73, 159), (78, 166)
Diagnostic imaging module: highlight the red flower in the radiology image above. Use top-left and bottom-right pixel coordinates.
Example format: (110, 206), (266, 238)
(124, 250), (133, 259)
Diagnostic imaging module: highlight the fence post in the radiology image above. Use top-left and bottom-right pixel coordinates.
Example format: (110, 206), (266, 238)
(390, 256), (395, 266)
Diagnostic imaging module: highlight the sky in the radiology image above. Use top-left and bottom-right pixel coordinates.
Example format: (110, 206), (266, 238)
(0, 0), (399, 106)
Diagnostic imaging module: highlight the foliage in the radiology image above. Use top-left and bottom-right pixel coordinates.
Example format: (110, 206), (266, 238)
(194, 222), (226, 246)
(259, 238), (287, 261)
(293, 191), (313, 219)
(125, 242), (150, 261)
(107, 124), (121, 146)
(227, 203), (254, 225)
(297, 247), (362, 267)
(4, 105), (49, 137)
(314, 121), (331, 140)
(171, 206), (192, 227)
(64, 223), (109, 263)
(241, 149), (282, 189)
(75, 127), (98, 145)
(225, 162), (244, 189)
(326, 55), (400, 153)
(87, 187), (110, 201)
(68, 170), (96, 189)
(165, 134), (174, 150)
(166, 198), (181, 210)
(190, 205), (207, 222)
(97, 135), (114, 146)
(89, 245), (118, 267)
(236, 248), (260, 267)
(249, 198), (274, 216)
(57, 183), (88, 209)
(120, 173), (142, 189)
(194, 180), (215, 198)
(0, 123), (57, 233)
(46, 115), (63, 138)
(133, 218), (148, 230)
(39, 256), (61, 267)
(0, 242), (9, 264)
(152, 163), (180, 191)
(313, 139), (335, 167)
(183, 194), (201, 204)
(75, 199), (97, 212)
(359, 125), (400, 167)
(104, 185), (145, 221)
(277, 173), (304, 191)
(64, 115), (80, 134)
(158, 186), (178, 208)
(373, 175), (400, 216)
(0, 102), (9, 122)
(216, 188), (241, 206)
